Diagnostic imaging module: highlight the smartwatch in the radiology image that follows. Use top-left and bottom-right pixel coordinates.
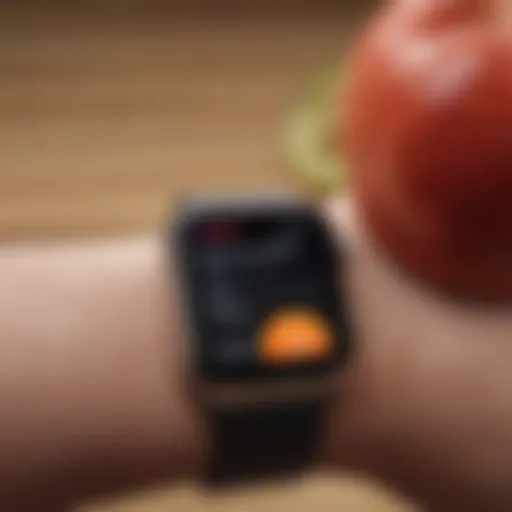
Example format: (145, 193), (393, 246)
(173, 195), (352, 485)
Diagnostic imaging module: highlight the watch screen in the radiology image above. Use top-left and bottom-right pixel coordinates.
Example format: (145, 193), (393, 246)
(177, 203), (350, 382)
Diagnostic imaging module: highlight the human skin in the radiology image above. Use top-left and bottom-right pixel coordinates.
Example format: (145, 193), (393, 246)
(1, 198), (512, 511)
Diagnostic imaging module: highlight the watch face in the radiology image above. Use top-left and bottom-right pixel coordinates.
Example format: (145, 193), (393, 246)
(175, 200), (351, 382)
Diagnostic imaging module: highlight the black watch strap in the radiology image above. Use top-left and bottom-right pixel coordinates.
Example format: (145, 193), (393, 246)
(208, 400), (324, 485)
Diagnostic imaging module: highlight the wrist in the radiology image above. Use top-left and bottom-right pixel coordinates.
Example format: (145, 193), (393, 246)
(318, 198), (417, 476)
(320, 199), (512, 510)
(73, 234), (213, 495)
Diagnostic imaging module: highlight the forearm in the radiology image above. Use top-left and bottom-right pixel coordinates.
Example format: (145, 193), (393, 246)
(2, 220), (512, 511)
(0, 236), (209, 509)
(0, 230), (381, 509)
(0, 224), (406, 509)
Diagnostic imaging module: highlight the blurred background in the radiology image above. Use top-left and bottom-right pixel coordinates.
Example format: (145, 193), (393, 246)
(1, 0), (417, 510)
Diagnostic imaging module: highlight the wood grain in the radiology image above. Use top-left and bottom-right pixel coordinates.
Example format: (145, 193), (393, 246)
(0, 16), (360, 240)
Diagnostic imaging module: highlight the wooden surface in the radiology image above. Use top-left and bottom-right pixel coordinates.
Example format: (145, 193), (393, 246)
(0, 5), (415, 511)
(0, 15), (355, 240)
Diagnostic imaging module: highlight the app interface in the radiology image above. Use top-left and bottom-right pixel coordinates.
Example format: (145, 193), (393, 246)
(182, 211), (347, 381)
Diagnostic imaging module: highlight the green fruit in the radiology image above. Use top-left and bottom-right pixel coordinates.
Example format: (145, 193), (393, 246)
(282, 65), (347, 196)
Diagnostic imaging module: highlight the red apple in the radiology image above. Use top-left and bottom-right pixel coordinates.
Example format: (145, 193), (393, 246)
(345, 0), (512, 301)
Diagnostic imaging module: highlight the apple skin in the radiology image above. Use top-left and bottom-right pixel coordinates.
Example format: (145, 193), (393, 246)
(345, 0), (512, 301)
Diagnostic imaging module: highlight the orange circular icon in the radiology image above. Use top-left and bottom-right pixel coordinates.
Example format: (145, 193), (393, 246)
(257, 308), (334, 367)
